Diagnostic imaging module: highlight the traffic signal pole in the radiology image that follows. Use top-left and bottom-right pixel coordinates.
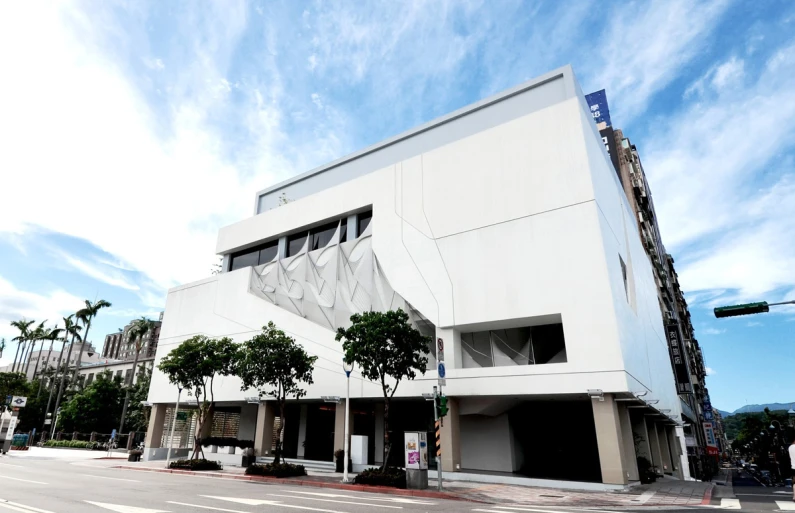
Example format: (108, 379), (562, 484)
(714, 300), (795, 318)
(433, 385), (443, 491)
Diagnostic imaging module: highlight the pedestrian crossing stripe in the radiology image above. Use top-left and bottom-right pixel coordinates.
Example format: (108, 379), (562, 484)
(776, 501), (795, 511)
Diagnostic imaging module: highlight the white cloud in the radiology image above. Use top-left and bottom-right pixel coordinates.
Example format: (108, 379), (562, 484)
(0, 275), (85, 364)
(746, 321), (763, 327)
(143, 57), (165, 70)
(56, 251), (140, 291)
(644, 41), (795, 306)
(706, 367), (717, 376)
(311, 93), (323, 110)
(701, 328), (726, 335)
(684, 56), (745, 97)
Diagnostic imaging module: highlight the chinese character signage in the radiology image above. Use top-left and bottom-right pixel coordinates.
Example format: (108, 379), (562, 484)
(585, 89), (612, 127)
(703, 422), (717, 447)
(666, 324), (692, 394)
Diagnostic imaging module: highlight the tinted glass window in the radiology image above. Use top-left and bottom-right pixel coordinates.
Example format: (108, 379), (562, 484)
(230, 251), (258, 271)
(340, 222), (348, 243)
(310, 221), (339, 251)
(258, 241), (279, 264)
(357, 210), (372, 237)
(287, 232), (308, 257)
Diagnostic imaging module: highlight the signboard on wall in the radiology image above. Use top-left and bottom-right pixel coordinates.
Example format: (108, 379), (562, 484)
(665, 324), (693, 394)
(599, 126), (621, 179)
(585, 89), (612, 127)
(703, 422), (717, 447)
(404, 432), (428, 470)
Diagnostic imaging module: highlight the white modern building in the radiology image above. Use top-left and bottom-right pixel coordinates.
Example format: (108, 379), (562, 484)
(145, 66), (688, 487)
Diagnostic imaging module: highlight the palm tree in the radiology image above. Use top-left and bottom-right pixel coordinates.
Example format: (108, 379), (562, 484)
(28, 321), (47, 380)
(34, 324), (63, 396)
(71, 299), (111, 385)
(10, 319), (35, 374)
(118, 317), (156, 435)
(44, 315), (81, 432)
(0, 338), (5, 359)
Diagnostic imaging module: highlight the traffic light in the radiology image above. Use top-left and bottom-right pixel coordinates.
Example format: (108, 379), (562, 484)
(439, 395), (448, 417)
(714, 302), (769, 318)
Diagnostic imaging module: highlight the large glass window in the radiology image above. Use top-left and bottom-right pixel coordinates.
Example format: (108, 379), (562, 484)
(258, 240), (279, 264)
(286, 232), (308, 257)
(462, 322), (567, 368)
(230, 251), (258, 271)
(310, 221), (339, 251)
(357, 210), (372, 237)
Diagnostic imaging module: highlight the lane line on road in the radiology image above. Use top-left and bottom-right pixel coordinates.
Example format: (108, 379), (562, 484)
(0, 476), (48, 485)
(201, 496), (346, 513)
(287, 491), (435, 505)
(476, 507), (623, 513)
(267, 493), (403, 509)
(0, 500), (58, 513)
(168, 503), (247, 513)
(75, 474), (140, 483)
(776, 501), (795, 511)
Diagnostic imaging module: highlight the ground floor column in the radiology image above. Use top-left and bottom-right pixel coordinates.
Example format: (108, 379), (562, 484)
(646, 417), (664, 476)
(618, 403), (640, 481)
(297, 405), (308, 459)
(674, 426), (692, 480)
(630, 410), (652, 466)
(592, 394), (628, 485)
(665, 426), (684, 479)
(333, 399), (354, 461)
(440, 397), (461, 472)
(657, 421), (674, 475)
(144, 403), (167, 449)
(374, 402), (385, 465)
(254, 401), (276, 457)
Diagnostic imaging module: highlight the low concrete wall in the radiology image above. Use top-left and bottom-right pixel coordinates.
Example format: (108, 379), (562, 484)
(145, 448), (190, 461)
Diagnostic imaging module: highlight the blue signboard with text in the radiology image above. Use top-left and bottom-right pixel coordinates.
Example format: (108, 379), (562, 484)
(585, 89), (612, 127)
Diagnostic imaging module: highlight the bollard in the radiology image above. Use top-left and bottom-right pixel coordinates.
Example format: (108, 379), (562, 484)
(126, 432), (135, 451)
(72, 431), (79, 441)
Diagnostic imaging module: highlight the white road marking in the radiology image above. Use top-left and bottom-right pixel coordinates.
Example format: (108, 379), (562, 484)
(719, 499), (741, 509)
(0, 463), (27, 469)
(0, 475), (48, 485)
(167, 503), (248, 513)
(776, 501), (795, 511)
(84, 501), (169, 513)
(0, 500), (59, 513)
(472, 509), (524, 513)
(476, 507), (621, 513)
(201, 495), (345, 513)
(267, 493), (403, 509)
(776, 491), (794, 495)
(288, 491), (435, 505)
(631, 491), (657, 504)
(76, 474), (140, 482)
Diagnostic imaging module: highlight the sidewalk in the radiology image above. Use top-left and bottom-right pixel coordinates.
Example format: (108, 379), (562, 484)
(111, 460), (717, 506)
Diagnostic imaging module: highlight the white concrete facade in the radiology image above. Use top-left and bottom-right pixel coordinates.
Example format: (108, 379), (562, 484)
(147, 66), (687, 485)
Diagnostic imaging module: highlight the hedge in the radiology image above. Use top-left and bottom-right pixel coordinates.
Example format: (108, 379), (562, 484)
(245, 463), (307, 478)
(169, 459), (223, 471)
(353, 467), (406, 488)
(43, 440), (93, 449)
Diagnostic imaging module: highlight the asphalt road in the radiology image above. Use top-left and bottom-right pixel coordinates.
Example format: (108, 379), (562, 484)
(728, 468), (795, 512)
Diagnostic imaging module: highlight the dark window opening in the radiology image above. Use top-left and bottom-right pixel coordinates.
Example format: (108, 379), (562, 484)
(461, 322), (567, 368)
(340, 222), (348, 244)
(230, 251), (258, 271)
(310, 221), (339, 251)
(287, 232), (308, 257)
(258, 241), (278, 264)
(619, 255), (628, 300)
(357, 210), (372, 237)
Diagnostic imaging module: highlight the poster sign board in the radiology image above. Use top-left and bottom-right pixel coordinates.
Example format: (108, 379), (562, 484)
(404, 432), (428, 470)
(4, 417), (17, 441)
(703, 422), (717, 447)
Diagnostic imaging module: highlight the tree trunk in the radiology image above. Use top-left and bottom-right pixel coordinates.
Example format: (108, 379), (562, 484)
(275, 399), (285, 465)
(38, 341), (55, 396)
(21, 340), (32, 375)
(117, 346), (141, 438)
(31, 340), (44, 382)
(11, 341), (22, 372)
(43, 339), (68, 430)
(381, 397), (391, 472)
(53, 335), (76, 423)
(71, 322), (91, 386)
(24, 339), (36, 375)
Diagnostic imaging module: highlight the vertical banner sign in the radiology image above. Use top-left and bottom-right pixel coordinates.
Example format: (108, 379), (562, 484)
(665, 324), (692, 393)
(437, 338), (446, 386)
(404, 432), (420, 469)
(5, 417), (17, 441)
(703, 422), (717, 447)
(585, 89), (612, 127)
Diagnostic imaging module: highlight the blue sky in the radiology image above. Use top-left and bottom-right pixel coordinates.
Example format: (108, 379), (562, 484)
(0, 1), (793, 412)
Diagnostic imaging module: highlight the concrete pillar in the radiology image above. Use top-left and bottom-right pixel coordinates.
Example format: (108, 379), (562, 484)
(591, 393), (628, 485)
(144, 404), (166, 449)
(440, 397), (461, 472)
(666, 426), (685, 479)
(618, 403), (640, 481)
(646, 417), (664, 476)
(657, 422), (674, 474)
(238, 404), (259, 442)
(334, 399), (354, 460)
(296, 405), (308, 459)
(347, 215), (358, 240)
(435, 327), (462, 371)
(254, 402), (276, 457)
(374, 402), (385, 464)
(631, 410), (652, 464)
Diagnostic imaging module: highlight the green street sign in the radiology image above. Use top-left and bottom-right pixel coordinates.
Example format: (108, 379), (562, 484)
(176, 411), (188, 422)
(714, 302), (769, 318)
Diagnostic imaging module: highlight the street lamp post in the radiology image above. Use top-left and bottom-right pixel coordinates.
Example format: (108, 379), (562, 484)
(50, 408), (62, 440)
(165, 386), (182, 469)
(342, 358), (354, 483)
(714, 300), (795, 318)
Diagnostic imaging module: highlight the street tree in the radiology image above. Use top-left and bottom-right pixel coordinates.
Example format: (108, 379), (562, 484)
(157, 335), (238, 459)
(35, 323), (63, 396)
(126, 366), (153, 432)
(10, 319), (35, 373)
(58, 371), (125, 433)
(0, 372), (29, 414)
(45, 315), (81, 431)
(335, 309), (430, 468)
(71, 299), (112, 384)
(118, 317), (156, 435)
(235, 322), (317, 464)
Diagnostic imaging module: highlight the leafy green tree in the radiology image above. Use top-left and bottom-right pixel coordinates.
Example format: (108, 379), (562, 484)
(236, 322), (317, 464)
(0, 372), (30, 414)
(16, 378), (49, 432)
(118, 317), (156, 435)
(335, 309), (430, 468)
(71, 299), (112, 385)
(157, 335), (238, 459)
(58, 371), (125, 433)
(124, 366), (153, 432)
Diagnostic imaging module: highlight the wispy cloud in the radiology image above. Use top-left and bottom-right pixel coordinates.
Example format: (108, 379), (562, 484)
(701, 328), (726, 335)
(706, 367), (718, 376)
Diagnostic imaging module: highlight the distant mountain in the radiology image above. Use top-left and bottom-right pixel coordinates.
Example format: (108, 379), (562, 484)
(719, 403), (795, 416)
(716, 409), (732, 418)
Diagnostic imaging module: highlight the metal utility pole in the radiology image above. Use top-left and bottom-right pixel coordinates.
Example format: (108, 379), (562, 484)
(714, 300), (795, 318)
(433, 385), (443, 491)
